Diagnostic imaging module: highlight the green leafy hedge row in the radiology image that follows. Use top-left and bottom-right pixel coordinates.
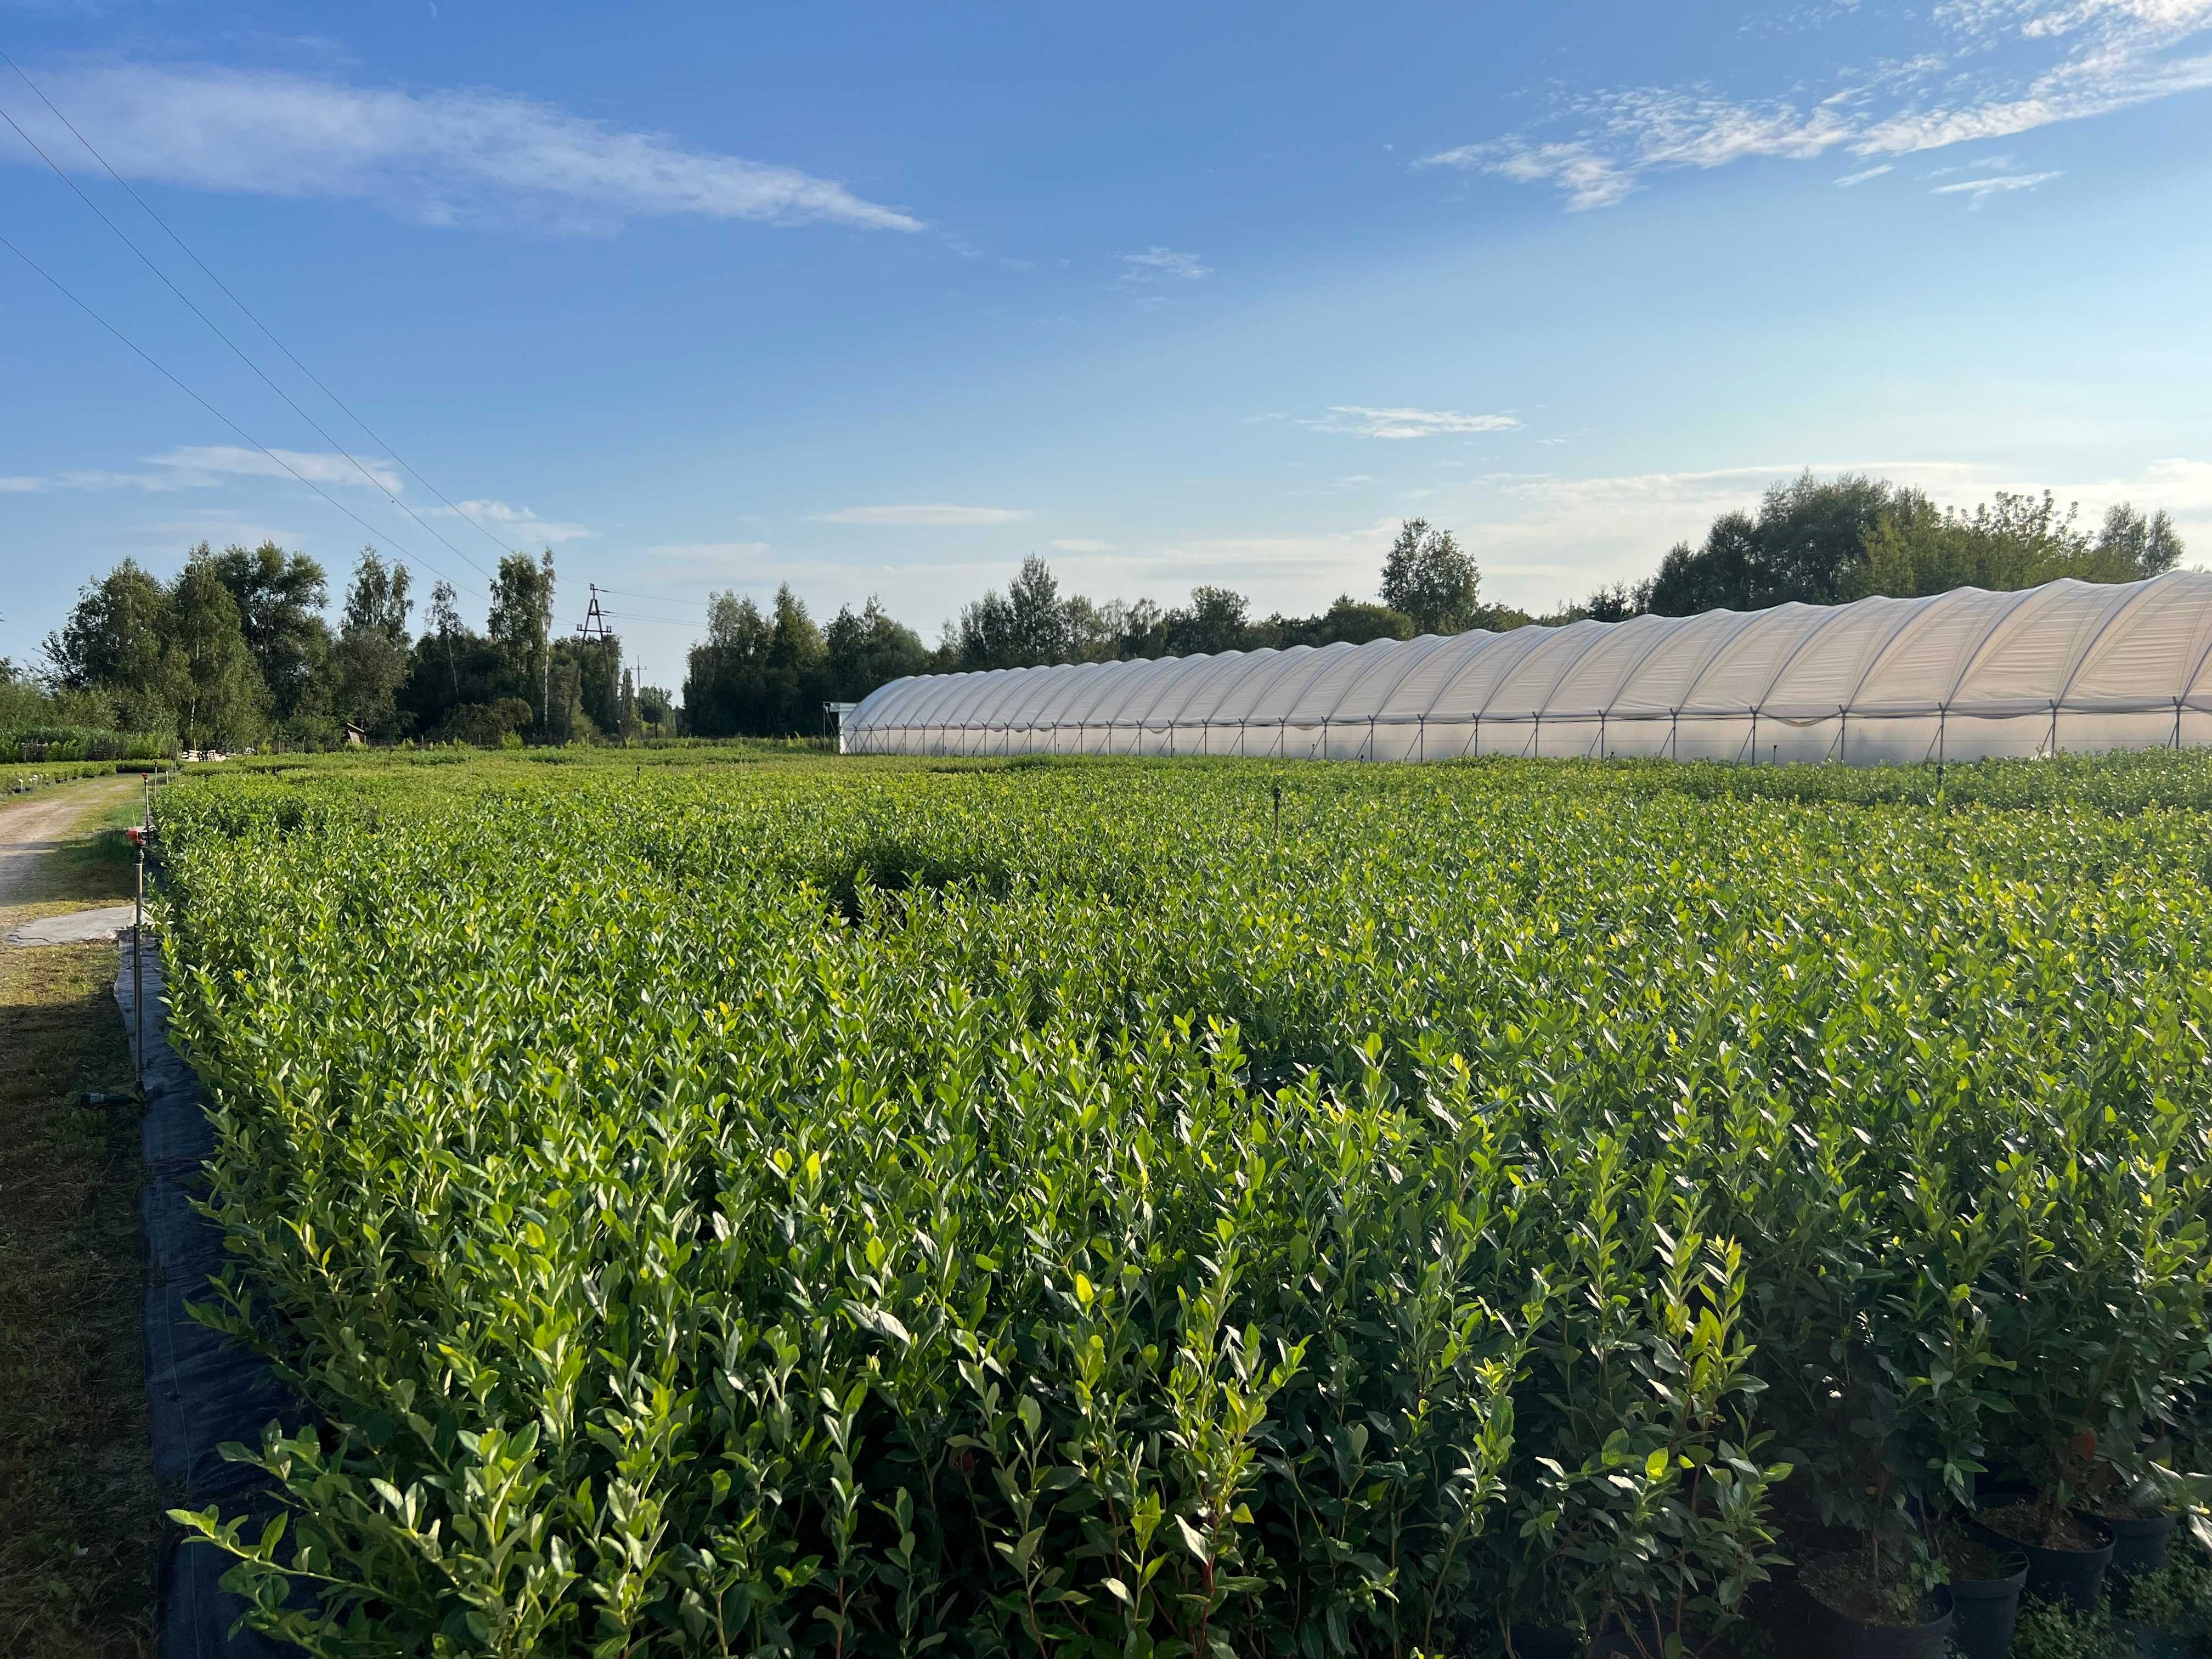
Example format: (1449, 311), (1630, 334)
(1, 757), (153, 794)
(153, 757), (2211, 1656)
(1, 724), (173, 764)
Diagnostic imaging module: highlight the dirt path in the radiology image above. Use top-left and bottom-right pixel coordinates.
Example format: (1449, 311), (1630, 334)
(0, 777), (137, 912)
(0, 773), (156, 1656)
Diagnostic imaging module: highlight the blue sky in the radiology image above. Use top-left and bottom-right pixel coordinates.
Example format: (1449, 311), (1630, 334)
(4, 0), (2210, 681)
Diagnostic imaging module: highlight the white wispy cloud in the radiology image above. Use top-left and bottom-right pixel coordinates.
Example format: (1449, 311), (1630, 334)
(1049, 537), (1116, 552)
(1420, 91), (1860, 210)
(4, 63), (923, 234)
(1926, 152), (2018, 174)
(1835, 163), (1895, 185)
(644, 541), (772, 563)
(1299, 406), (1522, 440)
(1942, 0), (2212, 40)
(1120, 246), (1211, 282)
(165, 444), (405, 492)
(1151, 517), (1406, 575)
(549, 458), (2212, 635)
(1420, 1), (2212, 209)
(1425, 139), (1635, 212)
(1931, 168), (2065, 202)
(115, 511), (312, 553)
(0, 443), (402, 493)
(809, 503), (1032, 526)
(1745, 1), (1867, 33)
(436, 499), (595, 543)
(1420, 455), (2212, 608)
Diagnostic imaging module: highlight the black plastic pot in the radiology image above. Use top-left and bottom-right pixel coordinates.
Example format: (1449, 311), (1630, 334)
(1946, 1553), (2028, 1659)
(1966, 1511), (2115, 1614)
(2100, 1508), (2177, 1574)
(1802, 1581), (1955, 1659)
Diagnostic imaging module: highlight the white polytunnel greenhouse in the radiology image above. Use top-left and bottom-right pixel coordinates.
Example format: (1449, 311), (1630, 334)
(840, 571), (2212, 765)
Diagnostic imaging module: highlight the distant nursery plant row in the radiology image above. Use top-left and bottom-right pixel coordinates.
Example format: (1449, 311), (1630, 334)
(0, 724), (173, 764)
(151, 757), (2212, 1657)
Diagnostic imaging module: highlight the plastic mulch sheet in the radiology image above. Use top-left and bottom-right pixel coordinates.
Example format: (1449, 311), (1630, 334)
(120, 929), (302, 1658)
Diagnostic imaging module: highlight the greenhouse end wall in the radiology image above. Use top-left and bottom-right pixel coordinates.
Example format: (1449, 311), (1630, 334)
(842, 573), (2212, 765)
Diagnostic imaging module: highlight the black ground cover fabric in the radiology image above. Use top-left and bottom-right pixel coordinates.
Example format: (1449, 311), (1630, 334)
(120, 932), (299, 1658)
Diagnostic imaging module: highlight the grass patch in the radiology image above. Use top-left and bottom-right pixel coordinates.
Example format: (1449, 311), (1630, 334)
(0, 937), (154, 1658)
(0, 782), (145, 932)
(41, 795), (145, 909)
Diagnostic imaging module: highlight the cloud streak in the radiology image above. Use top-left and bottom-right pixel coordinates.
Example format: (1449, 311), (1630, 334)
(1930, 168), (2064, 202)
(435, 499), (594, 544)
(1298, 406), (1522, 440)
(1120, 246), (1211, 281)
(4, 62), (923, 234)
(645, 541), (772, 563)
(1420, 0), (2212, 209)
(809, 503), (1032, 526)
(1417, 455), (2212, 608)
(0, 443), (402, 494)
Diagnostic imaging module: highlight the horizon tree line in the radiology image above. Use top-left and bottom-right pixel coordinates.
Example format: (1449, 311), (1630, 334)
(12, 543), (669, 751)
(9, 473), (2191, 748)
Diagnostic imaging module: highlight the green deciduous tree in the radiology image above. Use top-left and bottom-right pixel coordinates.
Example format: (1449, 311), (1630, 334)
(1633, 476), (2190, 618)
(341, 548), (413, 648)
(325, 550), (415, 739)
(556, 636), (623, 742)
(43, 558), (176, 732)
(763, 583), (827, 732)
(167, 555), (267, 749)
(1162, 584), (1252, 656)
(1252, 595), (1418, 650)
(488, 550), (556, 732)
(1842, 490), (2171, 600)
(823, 597), (930, 704)
(203, 540), (331, 722)
(1006, 554), (1073, 666)
(2096, 504), (2186, 577)
(635, 681), (676, 737)
(1063, 595), (1142, 663)
(1645, 476), (1904, 615)
(683, 590), (768, 737)
(1381, 518), (1482, 634)
(956, 556), (1080, 670)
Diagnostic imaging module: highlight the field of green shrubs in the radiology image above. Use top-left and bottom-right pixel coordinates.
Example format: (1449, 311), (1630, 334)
(0, 723), (172, 765)
(152, 752), (2211, 1657)
(1, 757), (156, 795)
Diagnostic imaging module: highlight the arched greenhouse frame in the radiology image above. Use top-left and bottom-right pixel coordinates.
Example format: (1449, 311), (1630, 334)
(841, 572), (2212, 765)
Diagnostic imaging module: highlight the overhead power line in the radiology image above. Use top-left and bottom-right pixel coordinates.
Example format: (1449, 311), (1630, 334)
(595, 586), (723, 609)
(0, 228), (481, 601)
(3, 52), (531, 572)
(600, 607), (712, 628)
(0, 68), (503, 583)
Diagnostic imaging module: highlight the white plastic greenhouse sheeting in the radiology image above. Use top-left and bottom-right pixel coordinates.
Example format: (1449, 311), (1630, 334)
(842, 572), (2212, 764)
